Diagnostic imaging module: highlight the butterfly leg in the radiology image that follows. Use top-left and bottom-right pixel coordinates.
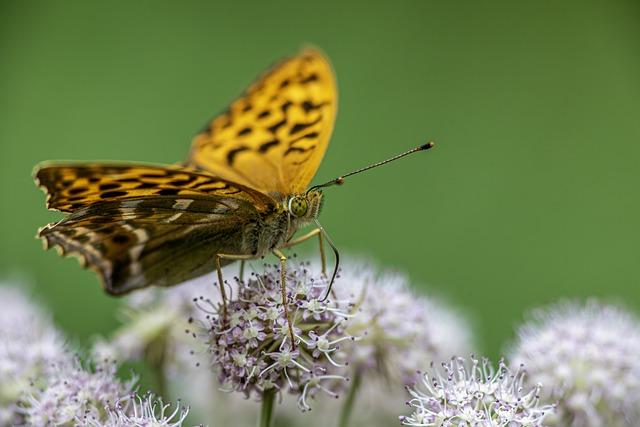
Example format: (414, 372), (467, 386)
(216, 253), (254, 322)
(272, 248), (296, 350)
(282, 228), (326, 275)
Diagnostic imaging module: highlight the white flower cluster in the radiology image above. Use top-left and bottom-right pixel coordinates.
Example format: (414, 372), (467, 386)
(0, 285), (193, 426)
(510, 301), (640, 427)
(0, 285), (67, 425)
(200, 262), (357, 411)
(400, 356), (555, 426)
(336, 264), (473, 382)
(7, 264), (640, 427)
(20, 357), (136, 426)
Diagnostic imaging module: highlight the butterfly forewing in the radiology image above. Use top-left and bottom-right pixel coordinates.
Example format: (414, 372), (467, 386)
(35, 163), (275, 212)
(188, 48), (336, 194)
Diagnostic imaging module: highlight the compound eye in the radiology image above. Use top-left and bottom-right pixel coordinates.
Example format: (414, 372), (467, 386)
(290, 197), (308, 217)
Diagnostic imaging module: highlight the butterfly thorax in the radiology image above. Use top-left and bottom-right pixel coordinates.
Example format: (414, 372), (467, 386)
(257, 189), (323, 252)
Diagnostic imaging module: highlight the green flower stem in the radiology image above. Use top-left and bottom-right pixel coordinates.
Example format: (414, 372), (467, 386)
(145, 334), (169, 399)
(259, 389), (276, 427)
(338, 369), (362, 427)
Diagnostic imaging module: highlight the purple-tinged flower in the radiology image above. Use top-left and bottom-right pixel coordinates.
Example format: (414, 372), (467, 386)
(335, 264), (474, 382)
(510, 300), (640, 427)
(196, 262), (357, 411)
(20, 357), (136, 426)
(400, 356), (555, 426)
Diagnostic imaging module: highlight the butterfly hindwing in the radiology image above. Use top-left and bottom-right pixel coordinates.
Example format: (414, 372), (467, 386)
(39, 196), (264, 294)
(188, 48), (337, 194)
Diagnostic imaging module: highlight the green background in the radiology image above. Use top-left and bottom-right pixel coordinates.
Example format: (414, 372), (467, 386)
(1, 0), (639, 361)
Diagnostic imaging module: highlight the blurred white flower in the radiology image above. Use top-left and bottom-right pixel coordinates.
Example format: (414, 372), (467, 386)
(92, 392), (190, 427)
(0, 284), (67, 424)
(94, 272), (245, 424)
(336, 263), (474, 382)
(199, 262), (357, 411)
(92, 275), (215, 365)
(510, 300), (640, 427)
(400, 355), (555, 426)
(19, 357), (136, 426)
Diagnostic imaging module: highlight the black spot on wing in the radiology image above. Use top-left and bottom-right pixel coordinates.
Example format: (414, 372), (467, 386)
(302, 100), (326, 113)
(268, 119), (287, 134)
(100, 190), (128, 199)
(281, 101), (293, 113)
(300, 73), (319, 84)
(289, 131), (319, 145)
(99, 183), (121, 191)
(68, 187), (88, 195)
(237, 127), (252, 136)
(259, 140), (280, 153)
(135, 182), (157, 190)
(284, 145), (316, 156)
(226, 146), (250, 165)
(289, 117), (322, 136)
(169, 177), (196, 186)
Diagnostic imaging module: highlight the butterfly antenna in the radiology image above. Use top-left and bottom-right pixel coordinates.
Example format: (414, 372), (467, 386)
(307, 141), (435, 193)
(314, 219), (340, 302)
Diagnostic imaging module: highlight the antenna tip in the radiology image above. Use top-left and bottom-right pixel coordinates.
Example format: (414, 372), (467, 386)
(419, 141), (435, 150)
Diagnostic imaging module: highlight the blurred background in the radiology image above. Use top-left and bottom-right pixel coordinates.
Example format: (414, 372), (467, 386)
(1, 0), (639, 364)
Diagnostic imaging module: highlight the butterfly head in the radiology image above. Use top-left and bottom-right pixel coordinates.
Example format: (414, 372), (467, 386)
(288, 190), (323, 222)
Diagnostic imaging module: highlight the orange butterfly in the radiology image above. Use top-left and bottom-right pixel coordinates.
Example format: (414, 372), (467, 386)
(35, 48), (433, 342)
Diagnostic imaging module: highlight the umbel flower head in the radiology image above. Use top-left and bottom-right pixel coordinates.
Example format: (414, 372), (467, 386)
(197, 262), (357, 411)
(93, 392), (190, 427)
(19, 356), (136, 426)
(510, 300), (640, 427)
(400, 355), (554, 426)
(335, 263), (473, 382)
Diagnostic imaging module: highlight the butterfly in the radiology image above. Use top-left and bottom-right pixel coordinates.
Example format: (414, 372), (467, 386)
(34, 48), (434, 332)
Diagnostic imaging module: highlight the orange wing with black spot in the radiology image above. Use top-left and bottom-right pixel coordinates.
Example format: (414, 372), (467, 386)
(188, 48), (337, 195)
(34, 162), (276, 213)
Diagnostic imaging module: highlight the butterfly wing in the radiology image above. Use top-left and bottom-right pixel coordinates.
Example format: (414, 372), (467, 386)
(34, 162), (275, 212)
(188, 48), (337, 194)
(35, 163), (278, 294)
